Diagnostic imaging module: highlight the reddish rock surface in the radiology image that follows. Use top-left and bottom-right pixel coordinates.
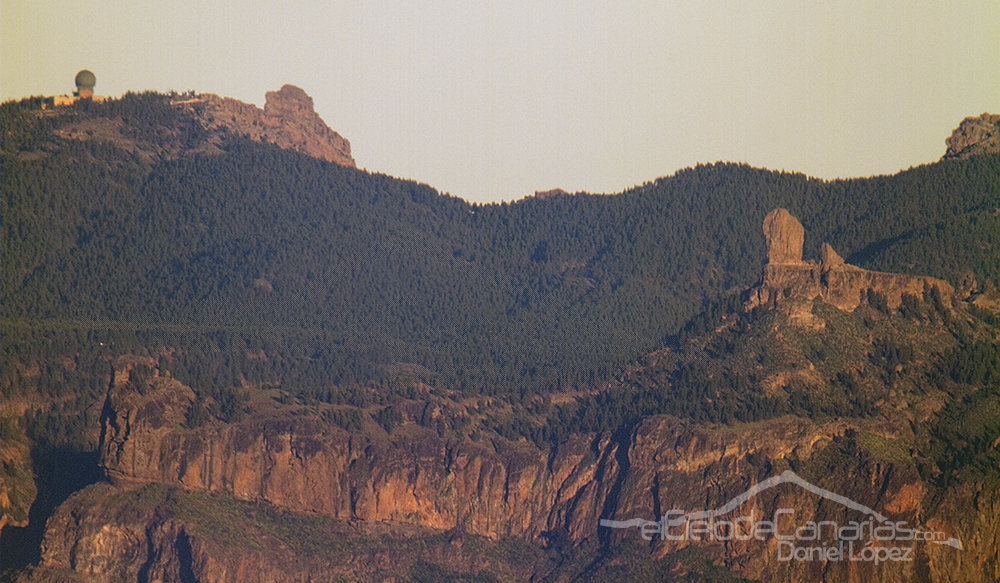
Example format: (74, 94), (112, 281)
(749, 210), (953, 312)
(194, 85), (355, 167)
(762, 208), (805, 265)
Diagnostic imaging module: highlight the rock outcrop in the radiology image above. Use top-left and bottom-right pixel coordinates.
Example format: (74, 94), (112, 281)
(52, 365), (980, 583)
(820, 242), (844, 271)
(25, 348), (993, 581)
(189, 85), (355, 167)
(98, 359), (616, 542)
(41, 86), (356, 167)
(762, 208), (805, 264)
(610, 417), (976, 583)
(943, 112), (1000, 160)
(0, 433), (34, 530)
(748, 210), (954, 312)
(34, 481), (541, 583)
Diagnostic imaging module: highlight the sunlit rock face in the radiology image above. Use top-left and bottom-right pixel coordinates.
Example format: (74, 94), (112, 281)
(762, 208), (805, 265)
(943, 112), (1000, 160)
(65, 388), (988, 583)
(749, 209), (953, 312)
(98, 359), (615, 541)
(194, 84), (355, 167)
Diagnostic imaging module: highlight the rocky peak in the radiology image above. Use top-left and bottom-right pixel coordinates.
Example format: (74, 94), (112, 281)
(820, 242), (844, 272)
(748, 209), (954, 312)
(762, 208), (805, 264)
(263, 84), (315, 117)
(943, 112), (1000, 160)
(191, 85), (355, 167)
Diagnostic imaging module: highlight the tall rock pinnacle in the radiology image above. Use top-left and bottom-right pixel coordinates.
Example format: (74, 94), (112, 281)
(261, 85), (354, 167)
(762, 208), (805, 264)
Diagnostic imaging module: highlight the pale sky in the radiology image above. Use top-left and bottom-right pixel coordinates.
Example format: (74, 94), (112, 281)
(3, 1), (998, 203)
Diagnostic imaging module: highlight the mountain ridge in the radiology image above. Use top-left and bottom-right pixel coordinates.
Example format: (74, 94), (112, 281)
(3, 92), (1000, 581)
(23, 209), (1000, 582)
(188, 84), (356, 167)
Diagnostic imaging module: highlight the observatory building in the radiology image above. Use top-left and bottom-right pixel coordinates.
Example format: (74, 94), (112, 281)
(74, 69), (96, 98)
(47, 70), (106, 107)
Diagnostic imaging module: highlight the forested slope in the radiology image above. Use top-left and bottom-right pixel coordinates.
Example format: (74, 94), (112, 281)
(2, 93), (999, 402)
(4, 93), (1000, 583)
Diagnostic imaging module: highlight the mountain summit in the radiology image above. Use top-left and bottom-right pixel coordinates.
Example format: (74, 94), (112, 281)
(3, 91), (1000, 582)
(943, 112), (1000, 160)
(187, 84), (355, 167)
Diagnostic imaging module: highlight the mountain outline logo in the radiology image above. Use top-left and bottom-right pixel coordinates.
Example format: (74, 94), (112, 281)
(600, 469), (963, 551)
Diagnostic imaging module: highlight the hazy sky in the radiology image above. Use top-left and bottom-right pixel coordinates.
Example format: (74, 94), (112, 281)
(3, 1), (998, 202)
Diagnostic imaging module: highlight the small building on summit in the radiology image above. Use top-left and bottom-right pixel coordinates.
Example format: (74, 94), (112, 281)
(46, 70), (108, 107)
(74, 69), (96, 98)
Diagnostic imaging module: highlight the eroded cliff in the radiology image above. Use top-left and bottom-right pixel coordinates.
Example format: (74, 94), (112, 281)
(189, 84), (356, 167)
(33, 481), (546, 583)
(53, 370), (988, 582)
(746, 208), (954, 312)
(98, 357), (616, 543)
(23, 210), (1000, 582)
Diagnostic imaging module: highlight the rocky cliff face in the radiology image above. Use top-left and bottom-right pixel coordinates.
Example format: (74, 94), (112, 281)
(0, 433), (34, 530)
(611, 415), (998, 583)
(98, 358), (614, 542)
(64, 374), (989, 582)
(747, 209), (954, 312)
(25, 212), (999, 582)
(33, 481), (544, 583)
(943, 113), (1000, 160)
(189, 84), (355, 167)
(26, 350), (998, 582)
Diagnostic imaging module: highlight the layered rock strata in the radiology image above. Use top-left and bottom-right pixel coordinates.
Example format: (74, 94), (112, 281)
(89, 366), (978, 582)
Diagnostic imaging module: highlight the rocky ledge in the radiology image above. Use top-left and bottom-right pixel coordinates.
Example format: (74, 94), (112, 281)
(186, 84), (355, 167)
(746, 208), (954, 312)
(943, 112), (1000, 161)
